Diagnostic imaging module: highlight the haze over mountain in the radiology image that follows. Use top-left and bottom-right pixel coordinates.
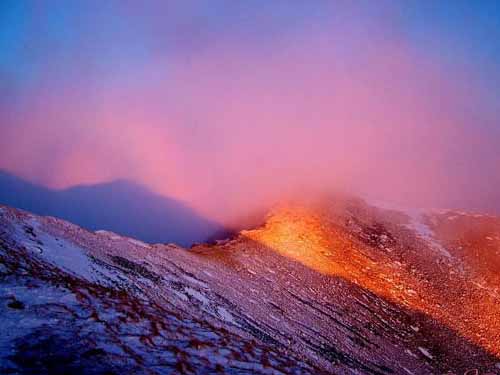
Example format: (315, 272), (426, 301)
(0, 170), (226, 246)
(1, 1), (500, 225)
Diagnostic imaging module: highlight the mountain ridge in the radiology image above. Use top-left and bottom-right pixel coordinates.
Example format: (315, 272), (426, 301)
(1, 197), (500, 374)
(0, 170), (226, 246)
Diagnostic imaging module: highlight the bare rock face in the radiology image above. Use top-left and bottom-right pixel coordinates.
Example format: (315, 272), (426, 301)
(0, 198), (499, 374)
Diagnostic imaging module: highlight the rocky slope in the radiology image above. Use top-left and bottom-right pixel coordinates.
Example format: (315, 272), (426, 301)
(0, 197), (499, 374)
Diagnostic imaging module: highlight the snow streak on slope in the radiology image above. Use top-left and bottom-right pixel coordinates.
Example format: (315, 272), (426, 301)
(404, 211), (452, 258)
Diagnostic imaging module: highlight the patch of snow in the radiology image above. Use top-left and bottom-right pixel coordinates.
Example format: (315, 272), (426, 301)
(365, 200), (452, 258)
(405, 349), (417, 358)
(17, 219), (97, 280)
(265, 268), (276, 274)
(185, 287), (209, 305)
(95, 230), (122, 240)
(127, 238), (151, 249)
(217, 307), (236, 324)
(182, 274), (208, 289)
(0, 283), (81, 358)
(405, 210), (452, 258)
(418, 347), (433, 359)
(13, 219), (121, 285)
(202, 270), (213, 277)
(269, 314), (280, 322)
(172, 290), (188, 302)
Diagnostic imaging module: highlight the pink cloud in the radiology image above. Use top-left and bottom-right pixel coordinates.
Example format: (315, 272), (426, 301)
(1, 20), (499, 224)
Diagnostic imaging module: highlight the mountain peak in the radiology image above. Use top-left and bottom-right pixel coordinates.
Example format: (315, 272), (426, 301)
(0, 171), (226, 246)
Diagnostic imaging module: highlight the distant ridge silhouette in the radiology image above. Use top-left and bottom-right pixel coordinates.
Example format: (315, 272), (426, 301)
(0, 170), (226, 246)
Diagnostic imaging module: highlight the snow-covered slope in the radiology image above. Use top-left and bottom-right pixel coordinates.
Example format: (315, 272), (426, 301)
(0, 198), (499, 374)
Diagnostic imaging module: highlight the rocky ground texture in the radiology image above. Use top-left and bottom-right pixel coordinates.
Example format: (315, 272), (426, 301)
(0, 196), (499, 374)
